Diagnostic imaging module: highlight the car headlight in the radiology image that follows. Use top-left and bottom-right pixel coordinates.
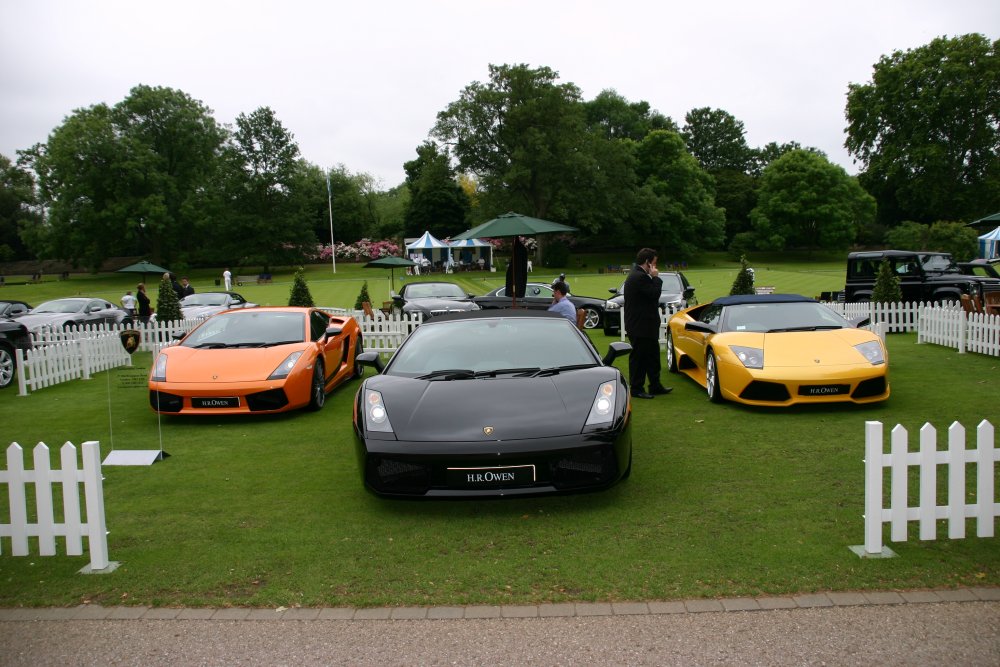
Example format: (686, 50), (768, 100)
(268, 351), (303, 379)
(854, 341), (885, 365)
(730, 346), (764, 369)
(585, 381), (617, 426)
(151, 353), (168, 381)
(364, 389), (394, 433)
(605, 300), (621, 310)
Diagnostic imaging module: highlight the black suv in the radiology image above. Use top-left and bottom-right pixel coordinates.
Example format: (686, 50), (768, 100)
(844, 250), (1000, 303)
(0, 319), (32, 389)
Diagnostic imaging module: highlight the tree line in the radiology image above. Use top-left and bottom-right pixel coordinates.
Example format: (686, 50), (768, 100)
(1, 33), (996, 270)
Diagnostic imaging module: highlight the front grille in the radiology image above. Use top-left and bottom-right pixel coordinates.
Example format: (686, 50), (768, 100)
(245, 389), (289, 411)
(369, 457), (432, 494)
(852, 376), (888, 399)
(149, 390), (183, 412)
(740, 381), (791, 402)
(551, 446), (616, 489)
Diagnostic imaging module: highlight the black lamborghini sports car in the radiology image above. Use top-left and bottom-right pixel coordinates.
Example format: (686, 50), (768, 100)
(352, 310), (633, 498)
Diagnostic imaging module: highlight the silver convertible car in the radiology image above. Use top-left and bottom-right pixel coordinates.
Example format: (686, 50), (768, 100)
(18, 297), (132, 331)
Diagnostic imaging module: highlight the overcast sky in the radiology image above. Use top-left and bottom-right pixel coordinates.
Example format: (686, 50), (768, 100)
(2, 1), (997, 188)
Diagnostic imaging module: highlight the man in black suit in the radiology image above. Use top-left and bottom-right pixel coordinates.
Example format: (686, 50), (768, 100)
(623, 247), (672, 399)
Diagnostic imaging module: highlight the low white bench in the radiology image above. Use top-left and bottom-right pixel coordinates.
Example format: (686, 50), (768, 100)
(754, 286), (775, 295)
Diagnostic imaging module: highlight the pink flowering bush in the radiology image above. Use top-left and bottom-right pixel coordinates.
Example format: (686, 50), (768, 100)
(317, 239), (403, 261)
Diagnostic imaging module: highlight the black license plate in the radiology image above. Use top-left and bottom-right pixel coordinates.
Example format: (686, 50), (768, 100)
(193, 397), (240, 408)
(447, 465), (536, 487)
(798, 384), (849, 396)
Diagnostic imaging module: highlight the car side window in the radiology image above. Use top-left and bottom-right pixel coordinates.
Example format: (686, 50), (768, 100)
(892, 258), (919, 277)
(310, 311), (328, 341)
(232, 295), (244, 305)
(699, 305), (723, 326)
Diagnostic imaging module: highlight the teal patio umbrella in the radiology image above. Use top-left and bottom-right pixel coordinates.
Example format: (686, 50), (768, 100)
(453, 212), (577, 307)
(364, 256), (417, 292)
(116, 260), (171, 283)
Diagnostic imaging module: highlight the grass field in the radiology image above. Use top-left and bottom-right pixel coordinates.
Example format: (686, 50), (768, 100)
(1, 254), (997, 608)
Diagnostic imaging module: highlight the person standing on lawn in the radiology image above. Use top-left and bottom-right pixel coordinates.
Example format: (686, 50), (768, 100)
(623, 247), (672, 399)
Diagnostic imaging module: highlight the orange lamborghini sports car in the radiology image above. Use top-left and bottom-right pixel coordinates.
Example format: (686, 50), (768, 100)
(148, 307), (363, 415)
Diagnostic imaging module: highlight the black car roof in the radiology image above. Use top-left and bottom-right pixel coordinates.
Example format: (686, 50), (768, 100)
(713, 294), (815, 306)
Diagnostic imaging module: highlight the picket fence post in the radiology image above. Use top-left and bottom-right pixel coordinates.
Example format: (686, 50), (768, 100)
(856, 419), (998, 558)
(1, 441), (112, 572)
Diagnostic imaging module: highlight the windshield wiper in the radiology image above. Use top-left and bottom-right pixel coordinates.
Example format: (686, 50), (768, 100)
(522, 363), (598, 377)
(257, 340), (302, 348)
(416, 369), (476, 381)
(192, 342), (231, 349)
(766, 325), (844, 333)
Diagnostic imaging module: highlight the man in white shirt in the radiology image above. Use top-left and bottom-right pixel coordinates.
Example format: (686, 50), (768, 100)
(547, 281), (577, 323)
(223, 268), (232, 291)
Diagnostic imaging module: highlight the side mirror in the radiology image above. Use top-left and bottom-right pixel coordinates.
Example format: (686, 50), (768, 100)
(602, 341), (632, 366)
(325, 325), (343, 338)
(685, 321), (717, 334)
(608, 288), (617, 295)
(356, 350), (384, 373)
(684, 287), (695, 299)
(850, 316), (871, 328)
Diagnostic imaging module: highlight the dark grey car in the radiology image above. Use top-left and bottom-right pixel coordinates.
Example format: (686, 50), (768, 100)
(603, 271), (696, 335)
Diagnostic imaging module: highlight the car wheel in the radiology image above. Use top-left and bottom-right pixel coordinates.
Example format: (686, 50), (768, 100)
(0, 343), (15, 389)
(582, 307), (601, 329)
(706, 350), (724, 403)
(352, 337), (365, 379)
(306, 360), (326, 411)
(666, 330), (679, 373)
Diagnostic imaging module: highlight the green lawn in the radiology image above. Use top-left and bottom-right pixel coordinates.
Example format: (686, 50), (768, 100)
(1, 256), (997, 608)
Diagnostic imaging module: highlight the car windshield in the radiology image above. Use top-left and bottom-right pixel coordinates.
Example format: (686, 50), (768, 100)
(182, 311), (305, 348)
(404, 283), (467, 299)
(660, 275), (683, 293)
(182, 293), (229, 307)
(723, 302), (850, 333)
(386, 317), (599, 377)
(34, 299), (86, 314)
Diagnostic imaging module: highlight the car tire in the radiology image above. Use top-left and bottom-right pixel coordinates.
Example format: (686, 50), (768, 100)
(0, 343), (15, 389)
(581, 306), (601, 329)
(706, 350), (724, 403)
(666, 330), (679, 373)
(306, 360), (326, 411)
(352, 336), (365, 379)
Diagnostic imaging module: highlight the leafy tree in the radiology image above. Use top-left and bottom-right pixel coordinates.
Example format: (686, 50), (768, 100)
(354, 281), (372, 310)
(288, 268), (314, 307)
(403, 142), (470, 239)
(884, 220), (979, 260)
(155, 274), (183, 322)
(750, 150), (874, 252)
(729, 254), (755, 295)
(845, 34), (1000, 225)
(884, 220), (928, 249)
(0, 154), (38, 260)
(21, 86), (225, 269)
(217, 107), (315, 269)
(871, 260), (903, 303)
(633, 130), (725, 258)
(682, 107), (752, 172)
(584, 89), (675, 141)
(432, 64), (589, 224)
(927, 221), (980, 261)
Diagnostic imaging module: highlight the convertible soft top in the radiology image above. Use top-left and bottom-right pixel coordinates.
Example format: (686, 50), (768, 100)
(712, 294), (815, 306)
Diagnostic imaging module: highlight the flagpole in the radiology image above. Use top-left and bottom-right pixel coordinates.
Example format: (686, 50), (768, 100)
(326, 171), (337, 273)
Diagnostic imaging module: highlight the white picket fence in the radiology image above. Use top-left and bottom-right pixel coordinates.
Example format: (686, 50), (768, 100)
(860, 420), (998, 556)
(0, 441), (111, 572)
(917, 307), (1000, 356)
(17, 320), (199, 395)
(15, 312), (421, 394)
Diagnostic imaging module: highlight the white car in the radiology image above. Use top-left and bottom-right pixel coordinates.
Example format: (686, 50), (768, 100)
(178, 292), (257, 321)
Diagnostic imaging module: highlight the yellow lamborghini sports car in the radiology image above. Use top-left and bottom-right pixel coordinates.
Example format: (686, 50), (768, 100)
(666, 294), (889, 406)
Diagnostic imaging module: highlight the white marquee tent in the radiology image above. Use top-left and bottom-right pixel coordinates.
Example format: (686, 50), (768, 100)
(405, 231), (452, 269)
